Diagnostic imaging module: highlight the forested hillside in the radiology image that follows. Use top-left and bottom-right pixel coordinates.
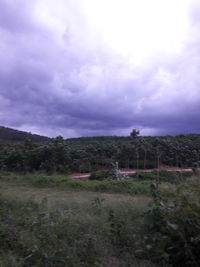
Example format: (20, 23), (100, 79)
(0, 128), (200, 173)
(0, 126), (50, 144)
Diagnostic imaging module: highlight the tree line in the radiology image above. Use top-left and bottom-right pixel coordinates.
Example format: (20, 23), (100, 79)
(0, 132), (200, 173)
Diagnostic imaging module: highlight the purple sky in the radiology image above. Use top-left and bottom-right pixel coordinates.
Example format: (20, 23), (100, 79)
(0, 0), (200, 138)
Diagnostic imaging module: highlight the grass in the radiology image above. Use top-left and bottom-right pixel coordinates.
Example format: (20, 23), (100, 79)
(142, 175), (200, 266)
(0, 170), (199, 266)
(0, 170), (193, 198)
(0, 171), (151, 195)
(0, 179), (151, 210)
(0, 180), (154, 267)
(132, 170), (193, 183)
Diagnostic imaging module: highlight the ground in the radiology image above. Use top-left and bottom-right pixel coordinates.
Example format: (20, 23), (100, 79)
(0, 180), (150, 210)
(69, 165), (193, 178)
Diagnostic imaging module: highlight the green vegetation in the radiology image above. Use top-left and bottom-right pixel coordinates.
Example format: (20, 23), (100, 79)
(143, 177), (200, 266)
(0, 176), (153, 267)
(0, 171), (150, 195)
(89, 170), (115, 180)
(89, 169), (193, 183)
(0, 127), (200, 266)
(0, 126), (50, 144)
(0, 172), (199, 266)
(0, 126), (200, 173)
(133, 170), (193, 183)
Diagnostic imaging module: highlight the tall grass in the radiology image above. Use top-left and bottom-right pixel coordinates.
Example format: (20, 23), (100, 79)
(0, 171), (199, 266)
(142, 176), (200, 266)
(0, 171), (151, 195)
(0, 194), (155, 267)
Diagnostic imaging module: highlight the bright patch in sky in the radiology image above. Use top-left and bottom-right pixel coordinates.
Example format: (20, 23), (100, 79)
(84, 0), (191, 65)
(36, 0), (192, 66)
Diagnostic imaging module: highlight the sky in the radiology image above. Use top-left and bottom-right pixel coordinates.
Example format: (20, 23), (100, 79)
(0, 0), (200, 138)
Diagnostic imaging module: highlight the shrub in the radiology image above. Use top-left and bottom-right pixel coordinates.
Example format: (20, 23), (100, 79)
(0, 194), (153, 267)
(143, 178), (200, 266)
(89, 170), (115, 181)
(134, 171), (192, 183)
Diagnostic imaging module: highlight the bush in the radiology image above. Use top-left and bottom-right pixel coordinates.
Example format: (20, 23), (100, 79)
(0, 197), (103, 266)
(135, 171), (192, 183)
(0, 194), (153, 267)
(89, 170), (115, 181)
(143, 178), (200, 266)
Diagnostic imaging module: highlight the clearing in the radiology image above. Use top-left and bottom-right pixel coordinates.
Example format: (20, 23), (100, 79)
(0, 180), (150, 210)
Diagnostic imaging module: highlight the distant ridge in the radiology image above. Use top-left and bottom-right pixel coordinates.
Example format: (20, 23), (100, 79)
(0, 126), (51, 144)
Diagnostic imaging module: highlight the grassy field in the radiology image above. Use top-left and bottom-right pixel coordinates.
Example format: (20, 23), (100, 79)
(0, 171), (152, 195)
(0, 171), (199, 266)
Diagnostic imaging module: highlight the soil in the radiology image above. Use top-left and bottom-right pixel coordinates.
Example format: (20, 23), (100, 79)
(69, 165), (193, 179)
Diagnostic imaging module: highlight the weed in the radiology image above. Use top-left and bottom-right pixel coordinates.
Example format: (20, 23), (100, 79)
(0, 172), (151, 195)
(143, 177), (200, 266)
(91, 196), (105, 215)
(0, 194), (154, 267)
(133, 171), (193, 183)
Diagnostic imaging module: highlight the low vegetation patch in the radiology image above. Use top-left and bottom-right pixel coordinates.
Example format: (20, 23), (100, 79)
(89, 170), (115, 181)
(0, 171), (151, 195)
(132, 170), (193, 183)
(0, 193), (153, 266)
(0, 171), (200, 266)
(141, 177), (200, 266)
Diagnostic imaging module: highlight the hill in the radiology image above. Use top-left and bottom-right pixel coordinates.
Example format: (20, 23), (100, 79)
(0, 126), (51, 144)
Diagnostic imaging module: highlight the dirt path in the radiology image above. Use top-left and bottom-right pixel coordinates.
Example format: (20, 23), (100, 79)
(69, 166), (193, 179)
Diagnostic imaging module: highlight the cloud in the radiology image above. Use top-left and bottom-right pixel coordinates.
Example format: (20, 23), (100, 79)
(0, 0), (200, 137)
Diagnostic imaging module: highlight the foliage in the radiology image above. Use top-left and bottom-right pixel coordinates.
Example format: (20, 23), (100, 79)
(1, 128), (200, 174)
(0, 126), (50, 144)
(134, 170), (193, 183)
(1, 170), (200, 266)
(89, 165), (129, 181)
(142, 177), (200, 266)
(0, 193), (154, 267)
(89, 170), (115, 180)
(130, 129), (140, 138)
(0, 197), (101, 266)
(0, 171), (151, 195)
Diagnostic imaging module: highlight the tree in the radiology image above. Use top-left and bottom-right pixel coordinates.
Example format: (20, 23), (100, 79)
(130, 129), (140, 138)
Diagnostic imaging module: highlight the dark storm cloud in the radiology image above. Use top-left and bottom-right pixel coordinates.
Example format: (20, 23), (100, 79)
(0, 0), (200, 137)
